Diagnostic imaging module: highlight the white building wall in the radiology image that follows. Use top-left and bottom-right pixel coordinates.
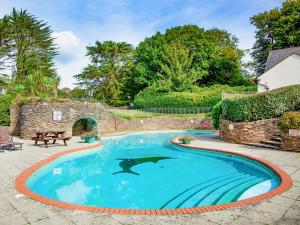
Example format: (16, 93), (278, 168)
(258, 54), (300, 92)
(0, 87), (5, 95)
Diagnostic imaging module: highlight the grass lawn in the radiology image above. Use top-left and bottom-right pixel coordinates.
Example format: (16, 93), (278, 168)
(109, 109), (210, 120)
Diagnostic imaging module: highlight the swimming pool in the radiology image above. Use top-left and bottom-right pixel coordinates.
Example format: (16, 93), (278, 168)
(18, 130), (291, 214)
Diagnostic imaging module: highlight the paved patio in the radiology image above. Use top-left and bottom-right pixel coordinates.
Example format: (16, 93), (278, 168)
(0, 133), (300, 225)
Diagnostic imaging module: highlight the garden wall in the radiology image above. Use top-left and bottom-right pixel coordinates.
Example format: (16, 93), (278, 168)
(116, 116), (212, 132)
(10, 100), (212, 139)
(281, 133), (300, 152)
(220, 118), (280, 144)
(10, 100), (115, 139)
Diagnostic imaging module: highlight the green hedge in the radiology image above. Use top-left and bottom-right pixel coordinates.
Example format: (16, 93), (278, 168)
(278, 112), (300, 132)
(0, 95), (12, 126)
(134, 85), (257, 108)
(211, 101), (222, 129)
(222, 85), (300, 122)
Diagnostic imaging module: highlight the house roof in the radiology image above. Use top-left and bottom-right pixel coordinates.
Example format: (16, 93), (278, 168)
(264, 46), (300, 72)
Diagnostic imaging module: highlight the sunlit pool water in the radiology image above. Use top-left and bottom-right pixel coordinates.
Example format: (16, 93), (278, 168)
(27, 130), (280, 209)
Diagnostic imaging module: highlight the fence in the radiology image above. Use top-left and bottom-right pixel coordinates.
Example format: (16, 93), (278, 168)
(134, 107), (211, 114)
(71, 98), (211, 114)
(222, 91), (256, 100)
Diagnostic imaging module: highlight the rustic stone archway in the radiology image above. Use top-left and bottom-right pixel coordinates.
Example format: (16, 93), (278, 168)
(10, 99), (116, 139)
(72, 117), (97, 136)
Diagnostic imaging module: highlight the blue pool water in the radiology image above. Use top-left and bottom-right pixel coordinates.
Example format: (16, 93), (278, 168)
(27, 130), (280, 209)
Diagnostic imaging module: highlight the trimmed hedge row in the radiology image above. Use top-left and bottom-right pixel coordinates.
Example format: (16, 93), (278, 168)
(134, 85), (257, 108)
(0, 95), (12, 126)
(222, 85), (300, 122)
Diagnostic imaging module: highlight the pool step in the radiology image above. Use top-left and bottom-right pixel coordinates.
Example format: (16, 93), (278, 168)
(161, 173), (269, 209)
(178, 174), (252, 208)
(181, 175), (257, 207)
(160, 173), (269, 209)
(160, 173), (244, 209)
(215, 177), (266, 204)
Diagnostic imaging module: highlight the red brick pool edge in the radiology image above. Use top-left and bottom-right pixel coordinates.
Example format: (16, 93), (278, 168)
(15, 137), (293, 215)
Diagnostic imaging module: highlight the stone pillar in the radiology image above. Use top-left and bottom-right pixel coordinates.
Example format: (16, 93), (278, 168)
(281, 132), (300, 152)
(10, 104), (21, 136)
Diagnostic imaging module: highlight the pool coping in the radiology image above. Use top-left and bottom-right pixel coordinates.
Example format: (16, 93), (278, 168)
(15, 134), (293, 215)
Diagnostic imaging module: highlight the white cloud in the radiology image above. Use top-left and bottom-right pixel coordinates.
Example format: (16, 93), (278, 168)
(53, 31), (81, 63)
(53, 31), (88, 88)
(54, 4), (155, 88)
(56, 55), (88, 88)
(53, 31), (80, 54)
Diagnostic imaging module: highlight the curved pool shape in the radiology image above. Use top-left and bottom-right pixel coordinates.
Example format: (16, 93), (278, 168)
(17, 130), (292, 214)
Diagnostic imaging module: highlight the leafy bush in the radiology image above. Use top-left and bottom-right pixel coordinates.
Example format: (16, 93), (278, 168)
(81, 130), (98, 138)
(211, 101), (223, 129)
(179, 135), (194, 144)
(222, 85), (300, 122)
(278, 112), (300, 132)
(134, 85), (256, 108)
(72, 118), (96, 135)
(0, 95), (12, 126)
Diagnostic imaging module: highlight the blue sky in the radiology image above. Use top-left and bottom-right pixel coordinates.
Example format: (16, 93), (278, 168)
(0, 0), (284, 87)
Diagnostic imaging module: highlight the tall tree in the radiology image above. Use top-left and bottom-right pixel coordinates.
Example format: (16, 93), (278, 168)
(12, 70), (60, 97)
(133, 33), (166, 93)
(273, 0), (300, 48)
(133, 25), (245, 95)
(202, 28), (245, 85)
(75, 41), (135, 105)
(251, 0), (300, 75)
(156, 43), (198, 92)
(0, 8), (59, 96)
(58, 87), (89, 99)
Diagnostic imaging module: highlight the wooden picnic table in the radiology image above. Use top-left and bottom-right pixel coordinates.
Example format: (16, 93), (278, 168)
(32, 131), (71, 148)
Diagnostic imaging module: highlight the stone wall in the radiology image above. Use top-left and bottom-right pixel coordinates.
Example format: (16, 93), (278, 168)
(11, 100), (115, 139)
(10, 105), (21, 136)
(220, 118), (280, 144)
(116, 116), (212, 131)
(11, 99), (212, 139)
(281, 133), (300, 152)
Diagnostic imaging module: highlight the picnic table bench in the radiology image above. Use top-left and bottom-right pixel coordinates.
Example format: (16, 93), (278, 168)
(32, 131), (71, 148)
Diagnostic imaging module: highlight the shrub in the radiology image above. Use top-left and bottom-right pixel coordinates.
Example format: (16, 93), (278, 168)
(278, 112), (300, 132)
(81, 130), (98, 138)
(179, 135), (194, 144)
(133, 85), (256, 108)
(73, 118), (97, 135)
(211, 101), (223, 129)
(222, 85), (300, 122)
(0, 95), (12, 126)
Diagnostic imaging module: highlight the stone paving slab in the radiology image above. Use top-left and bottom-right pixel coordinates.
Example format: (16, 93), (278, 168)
(0, 133), (299, 224)
(0, 213), (28, 225)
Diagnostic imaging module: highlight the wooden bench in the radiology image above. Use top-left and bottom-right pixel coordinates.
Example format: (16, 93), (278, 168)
(32, 131), (71, 148)
(52, 137), (71, 146)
